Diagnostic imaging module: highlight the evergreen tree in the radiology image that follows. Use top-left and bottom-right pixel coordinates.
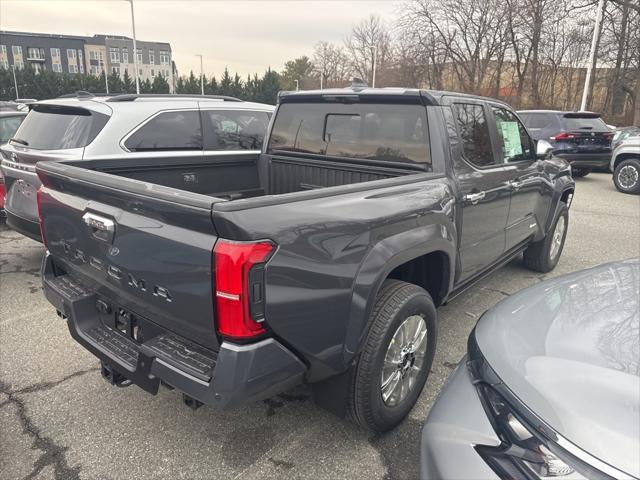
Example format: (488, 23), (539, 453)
(206, 75), (219, 95)
(140, 78), (153, 93)
(219, 68), (232, 96)
(256, 68), (281, 105)
(230, 73), (243, 98)
(175, 76), (186, 94)
(122, 70), (135, 93)
(151, 74), (170, 93)
(108, 72), (124, 93)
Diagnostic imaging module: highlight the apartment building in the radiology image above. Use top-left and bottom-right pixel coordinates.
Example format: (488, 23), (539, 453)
(93, 34), (173, 87)
(0, 31), (86, 74)
(0, 31), (174, 91)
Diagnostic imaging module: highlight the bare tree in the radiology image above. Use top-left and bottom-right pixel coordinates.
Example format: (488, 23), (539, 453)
(344, 14), (392, 85)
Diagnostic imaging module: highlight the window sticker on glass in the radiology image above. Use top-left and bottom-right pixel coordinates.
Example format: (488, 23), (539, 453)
(497, 121), (523, 159)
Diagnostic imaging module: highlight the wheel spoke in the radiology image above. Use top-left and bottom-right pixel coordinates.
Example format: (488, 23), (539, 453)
(382, 371), (401, 402)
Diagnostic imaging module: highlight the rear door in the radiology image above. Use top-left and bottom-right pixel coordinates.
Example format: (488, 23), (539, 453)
(445, 99), (513, 282)
(37, 161), (220, 350)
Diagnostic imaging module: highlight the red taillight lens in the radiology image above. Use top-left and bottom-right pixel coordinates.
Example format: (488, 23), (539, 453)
(553, 132), (575, 141)
(36, 186), (48, 248)
(213, 240), (274, 339)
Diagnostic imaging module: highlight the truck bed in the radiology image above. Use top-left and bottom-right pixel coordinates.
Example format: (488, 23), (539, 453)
(60, 152), (422, 202)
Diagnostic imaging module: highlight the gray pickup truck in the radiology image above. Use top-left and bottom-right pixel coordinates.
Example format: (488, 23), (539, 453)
(37, 87), (574, 431)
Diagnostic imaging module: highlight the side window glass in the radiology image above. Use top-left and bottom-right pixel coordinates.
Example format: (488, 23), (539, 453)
(125, 111), (202, 151)
(453, 103), (495, 167)
(204, 110), (270, 151)
(492, 107), (535, 163)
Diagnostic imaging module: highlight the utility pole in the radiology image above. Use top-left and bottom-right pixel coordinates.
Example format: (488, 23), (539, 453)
(196, 54), (204, 95)
(580, 0), (606, 111)
(372, 46), (378, 88)
(11, 65), (19, 99)
(128, 0), (140, 94)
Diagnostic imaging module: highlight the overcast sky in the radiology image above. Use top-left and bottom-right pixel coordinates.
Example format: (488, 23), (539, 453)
(1, 0), (400, 77)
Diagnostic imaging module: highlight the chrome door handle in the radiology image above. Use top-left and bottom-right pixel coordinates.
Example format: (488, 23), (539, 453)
(463, 191), (486, 204)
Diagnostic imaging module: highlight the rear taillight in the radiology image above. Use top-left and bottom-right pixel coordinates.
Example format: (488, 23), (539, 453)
(553, 132), (575, 141)
(213, 239), (274, 339)
(36, 186), (48, 248)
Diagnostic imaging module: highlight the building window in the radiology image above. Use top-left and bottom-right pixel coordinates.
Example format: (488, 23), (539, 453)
(122, 49), (128, 63)
(151, 69), (155, 76)
(1, 45), (8, 55)
(67, 49), (76, 59)
(109, 47), (120, 63)
(69, 64), (78, 74)
(159, 50), (170, 65)
(52, 63), (62, 73)
(112, 66), (120, 75)
(149, 50), (155, 64)
(139, 68), (143, 76)
(27, 47), (45, 60)
(33, 63), (44, 74)
(50, 48), (60, 58)
(12, 46), (23, 56)
(78, 51), (84, 73)
(0, 60), (9, 69)
(90, 65), (100, 75)
(14, 61), (24, 69)
(136, 48), (142, 63)
(89, 50), (99, 61)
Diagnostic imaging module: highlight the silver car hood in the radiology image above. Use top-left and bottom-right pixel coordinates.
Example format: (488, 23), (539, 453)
(475, 259), (640, 477)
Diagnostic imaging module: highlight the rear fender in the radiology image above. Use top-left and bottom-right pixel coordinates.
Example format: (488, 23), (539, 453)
(344, 222), (456, 364)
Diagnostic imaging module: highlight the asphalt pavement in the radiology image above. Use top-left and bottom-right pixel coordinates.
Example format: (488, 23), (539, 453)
(1, 172), (639, 480)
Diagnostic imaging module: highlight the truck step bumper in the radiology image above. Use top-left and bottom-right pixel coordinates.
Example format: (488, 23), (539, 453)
(42, 253), (307, 409)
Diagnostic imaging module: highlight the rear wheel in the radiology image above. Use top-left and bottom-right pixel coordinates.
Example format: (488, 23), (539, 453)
(523, 203), (568, 273)
(613, 159), (640, 195)
(571, 168), (590, 178)
(347, 280), (437, 432)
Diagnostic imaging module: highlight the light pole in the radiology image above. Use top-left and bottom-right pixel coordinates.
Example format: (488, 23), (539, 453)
(372, 46), (378, 88)
(128, 0), (140, 94)
(196, 54), (204, 95)
(294, 79), (299, 91)
(580, 0), (606, 111)
(11, 65), (19, 99)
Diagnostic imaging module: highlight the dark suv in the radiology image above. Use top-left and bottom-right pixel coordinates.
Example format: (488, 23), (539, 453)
(518, 110), (613, 177)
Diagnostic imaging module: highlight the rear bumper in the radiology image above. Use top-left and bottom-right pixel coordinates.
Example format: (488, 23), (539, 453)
(5, 210), (42, 242)
(41, 253), (306, 409)
(554, 152), (611, 169)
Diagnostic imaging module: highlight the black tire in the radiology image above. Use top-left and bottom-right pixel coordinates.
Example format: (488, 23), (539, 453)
(613, 158), (640, 195)
(571, 168), (590, 178)
(347, 279), (437, 432)
(523, 203), (568, 273)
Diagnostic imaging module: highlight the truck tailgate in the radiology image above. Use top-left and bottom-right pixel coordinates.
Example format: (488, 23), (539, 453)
(37, 161), (220, 351)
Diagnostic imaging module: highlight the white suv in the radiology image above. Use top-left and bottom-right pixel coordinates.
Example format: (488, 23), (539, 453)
(0, 93), (274, 240)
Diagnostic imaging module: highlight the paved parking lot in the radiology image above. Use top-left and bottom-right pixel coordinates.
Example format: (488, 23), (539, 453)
(1, 173), (638, 480)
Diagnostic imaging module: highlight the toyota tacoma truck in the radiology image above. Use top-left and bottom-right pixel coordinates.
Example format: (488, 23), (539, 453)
(37, 87), (574, 431)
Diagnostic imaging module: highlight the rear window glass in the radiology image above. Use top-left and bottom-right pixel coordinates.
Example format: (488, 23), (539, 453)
(562, 116), (608, 131)
(11, 106), (109, 150)
(0, 115), (25, 143)
(125, 110), (202, 151)
(523, 113), (552, 129)
(203, 110), (270, 151)
(268, 102), (431, 167)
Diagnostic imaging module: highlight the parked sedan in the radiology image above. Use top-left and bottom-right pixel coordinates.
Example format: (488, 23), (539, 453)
(519, 110), (614, 178)
(421, 259), (639, 480)
(0, 110), (28, 213)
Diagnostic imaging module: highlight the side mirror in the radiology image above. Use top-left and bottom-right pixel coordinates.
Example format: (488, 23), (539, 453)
(536, 140), (553, 159)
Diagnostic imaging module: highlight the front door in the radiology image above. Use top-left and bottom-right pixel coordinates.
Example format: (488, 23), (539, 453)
(446, 101), (513, 282)
(489, 106), (551, 250)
